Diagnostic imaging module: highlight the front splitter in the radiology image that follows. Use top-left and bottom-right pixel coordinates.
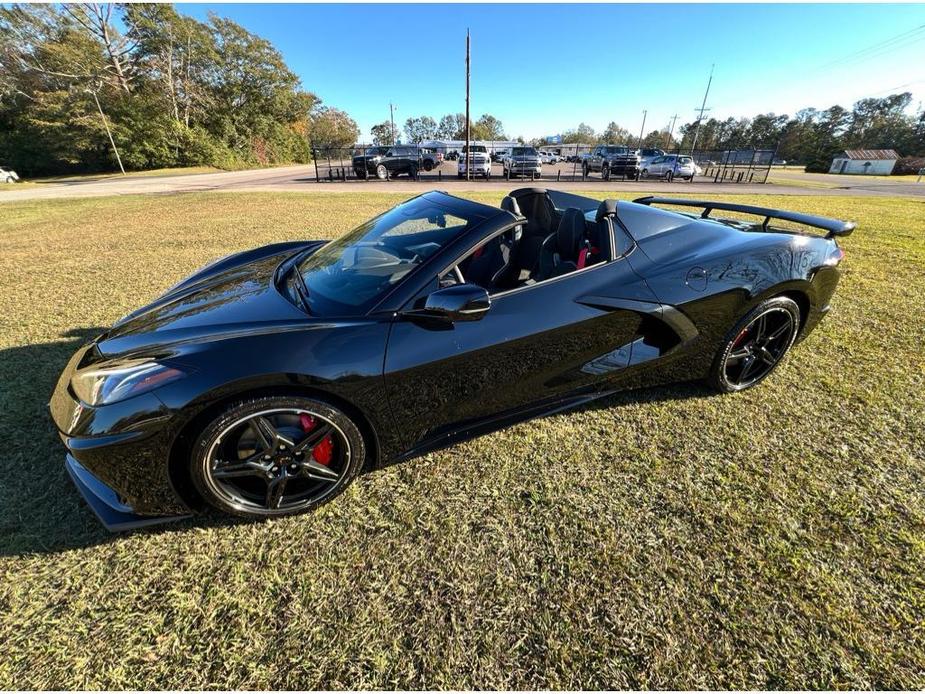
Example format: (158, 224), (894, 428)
(65, 455), (192, 532)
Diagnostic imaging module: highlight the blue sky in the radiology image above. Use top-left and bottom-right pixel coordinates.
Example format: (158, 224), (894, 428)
(181, 3), (925, 141)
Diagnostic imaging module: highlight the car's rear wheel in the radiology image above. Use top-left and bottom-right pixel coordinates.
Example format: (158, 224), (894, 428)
(582, 163), (589, 178)
(708, 296), (800, 393)
(602, 163), (610, 181)
(665, 170), (674, 183)
(191, 395), (365, 518)
(376, 164), (388, 180)
(423, 160), (433, 171)
(641, 168), (649, 179)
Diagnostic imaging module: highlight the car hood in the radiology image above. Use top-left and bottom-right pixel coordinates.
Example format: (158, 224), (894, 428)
(98, 242), (322, 357)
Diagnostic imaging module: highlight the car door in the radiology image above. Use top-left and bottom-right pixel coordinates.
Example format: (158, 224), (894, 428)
(381, 236), (659, 451)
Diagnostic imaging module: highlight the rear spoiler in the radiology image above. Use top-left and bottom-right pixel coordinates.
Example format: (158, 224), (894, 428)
(633, 196), (856, 239)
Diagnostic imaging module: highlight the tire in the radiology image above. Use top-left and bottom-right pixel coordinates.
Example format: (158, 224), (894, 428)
(190, 394), (366, 519)
(457, 173), (464, 179)
(582, 163), (589, 178)
(485, 171), (491, 180)
(376, 164), (388, 180)
(355, 168), (368, 180)
(602, 163), (610, 181)
(423, 160), (433, 172)
(665, 170), (673, 183)
(641, 168), (649, 179)
(707, 296), (801, 393)
(408, 165), (418, 180)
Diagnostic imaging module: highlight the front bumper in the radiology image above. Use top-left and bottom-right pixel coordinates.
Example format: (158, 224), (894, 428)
(507, 162), (542, 174)
(458, 162), (491, 174)
(66, 455), (191, 531)
(49, 343), (193, 529)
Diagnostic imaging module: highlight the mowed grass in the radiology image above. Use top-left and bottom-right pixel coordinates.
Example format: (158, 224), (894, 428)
(0, 190), (923, 688)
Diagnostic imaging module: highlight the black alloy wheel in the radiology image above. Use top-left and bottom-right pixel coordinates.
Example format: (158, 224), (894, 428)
(191, 395), (365, 518)
(709, 297), (800, 392)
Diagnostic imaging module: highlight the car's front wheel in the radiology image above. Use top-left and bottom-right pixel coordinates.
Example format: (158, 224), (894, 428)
(376, 164), (388, 180)
(708, 296), (800, 393)
(191, 395), (366, 518)
(602, 163), (610, 181)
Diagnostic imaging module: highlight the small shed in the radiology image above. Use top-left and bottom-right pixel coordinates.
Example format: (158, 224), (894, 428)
(829, 149), (900, 175)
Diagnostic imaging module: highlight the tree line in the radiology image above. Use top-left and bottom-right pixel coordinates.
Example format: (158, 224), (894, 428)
(0, 3), (360, 176)
(367, 113), (507, 146)
(3, 5), (923, 176)
(523, 95), (924, 172)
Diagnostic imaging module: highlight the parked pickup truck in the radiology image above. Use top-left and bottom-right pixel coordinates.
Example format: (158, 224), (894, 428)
(502, 146), (542, 178)
(420, 148), (444, 171)
(582, 145), (640, 180)
(458, 145), (492, 179)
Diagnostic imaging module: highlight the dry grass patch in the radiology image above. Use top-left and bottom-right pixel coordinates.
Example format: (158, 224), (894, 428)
(0, 191), (923, 688)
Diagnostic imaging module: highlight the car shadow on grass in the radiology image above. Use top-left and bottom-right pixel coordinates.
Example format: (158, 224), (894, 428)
(0, 328), (716, 558)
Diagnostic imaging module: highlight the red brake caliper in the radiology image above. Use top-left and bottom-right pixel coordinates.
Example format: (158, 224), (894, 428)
(732, 327), (749, 348)
(300, 413), (333, 466)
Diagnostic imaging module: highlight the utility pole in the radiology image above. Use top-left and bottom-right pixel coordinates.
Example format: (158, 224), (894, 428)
(389, 102), (397, 145)
(665, 114), (678, 149)
(690, 63), (714, 155)
(86, 86), (125, 175)
(465, 28), (471, 182)
(637, 109), (647, 148)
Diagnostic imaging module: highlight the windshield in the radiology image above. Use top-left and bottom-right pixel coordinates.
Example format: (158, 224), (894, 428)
(512, 147), (537, 156)
(463, 145), (487, 153)
(297, 196), (477, 316)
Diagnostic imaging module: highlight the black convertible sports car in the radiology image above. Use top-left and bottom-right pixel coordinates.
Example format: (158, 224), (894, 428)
(50, 188), (854, 530)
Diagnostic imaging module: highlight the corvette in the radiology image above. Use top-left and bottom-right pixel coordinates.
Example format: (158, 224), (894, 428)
(49, 188), (854, 530)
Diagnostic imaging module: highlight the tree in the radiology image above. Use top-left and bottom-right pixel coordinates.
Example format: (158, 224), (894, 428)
(600, 121), (631, 144)
(562, 122), (597, 144)
(403, 115), (437, 143)
(309, 107), (358, 150)
(370, 120), (394, 146)
(436, 113), (465, 140)
(470, 113), (505, 140)
(0, 3), (352, 174)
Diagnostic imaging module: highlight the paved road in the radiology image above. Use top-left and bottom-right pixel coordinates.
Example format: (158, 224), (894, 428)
(3, 163), (924, 202)
(768, 168), (925, 197)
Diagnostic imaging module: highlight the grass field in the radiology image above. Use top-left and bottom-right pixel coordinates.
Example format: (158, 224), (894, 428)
(0, 190), (923, 688)
(0, 165), (223, 189)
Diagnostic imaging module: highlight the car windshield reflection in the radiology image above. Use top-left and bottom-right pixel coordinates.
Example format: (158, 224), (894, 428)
(298, 196), (474, 316)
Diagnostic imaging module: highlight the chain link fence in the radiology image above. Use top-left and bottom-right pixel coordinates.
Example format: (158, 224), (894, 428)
(310, 143), (777, 185)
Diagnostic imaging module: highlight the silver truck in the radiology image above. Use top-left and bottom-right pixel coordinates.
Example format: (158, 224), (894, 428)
(502, 146), (542, 178)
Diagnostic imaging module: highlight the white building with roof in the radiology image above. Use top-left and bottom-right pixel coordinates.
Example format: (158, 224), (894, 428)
(829, 149), (900, 175)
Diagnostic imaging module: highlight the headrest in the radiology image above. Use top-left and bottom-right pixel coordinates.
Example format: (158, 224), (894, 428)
(596, 199), (618, 223)
(500, 195), (522, 217)
(556, 208), (586, 257)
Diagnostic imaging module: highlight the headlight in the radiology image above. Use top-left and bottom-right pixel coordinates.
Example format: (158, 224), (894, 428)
(71, 360), (186, 406)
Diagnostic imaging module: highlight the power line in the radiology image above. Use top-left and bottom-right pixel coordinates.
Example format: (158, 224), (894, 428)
(816, 24), (925, 71)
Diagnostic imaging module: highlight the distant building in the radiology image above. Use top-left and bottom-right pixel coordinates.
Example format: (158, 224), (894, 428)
(417, 139), (520, 156)
(829, 149), (900, 175)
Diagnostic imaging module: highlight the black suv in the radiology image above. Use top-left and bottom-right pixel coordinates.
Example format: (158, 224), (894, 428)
(583, 145), (640, 180)
(353, 146), (422, 179)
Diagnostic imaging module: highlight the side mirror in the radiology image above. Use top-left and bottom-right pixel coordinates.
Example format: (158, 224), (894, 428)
(406, 284), (490, 323)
